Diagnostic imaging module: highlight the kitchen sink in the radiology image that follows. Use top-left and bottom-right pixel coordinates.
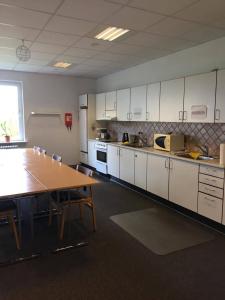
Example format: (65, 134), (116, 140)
(174, 153), (215, 160)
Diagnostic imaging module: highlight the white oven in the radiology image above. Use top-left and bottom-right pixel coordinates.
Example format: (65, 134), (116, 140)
(95, 142), (108, 174)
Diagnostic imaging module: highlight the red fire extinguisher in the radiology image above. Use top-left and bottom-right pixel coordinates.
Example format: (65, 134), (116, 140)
(65, 112), (72, 130)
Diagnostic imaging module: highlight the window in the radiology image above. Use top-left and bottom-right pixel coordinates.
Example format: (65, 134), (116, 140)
(0, 81), (25, 142)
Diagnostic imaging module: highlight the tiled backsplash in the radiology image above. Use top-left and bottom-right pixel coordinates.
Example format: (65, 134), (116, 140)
(107, 121), (225, 156)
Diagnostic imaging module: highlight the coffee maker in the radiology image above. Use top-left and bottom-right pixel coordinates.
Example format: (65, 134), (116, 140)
(122, 132), (129, 143)
(96, 128), (110, 140)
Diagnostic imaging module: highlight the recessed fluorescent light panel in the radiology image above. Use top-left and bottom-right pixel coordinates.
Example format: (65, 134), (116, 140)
(95, 27), (130, 41)
(53, 62), (72, 68)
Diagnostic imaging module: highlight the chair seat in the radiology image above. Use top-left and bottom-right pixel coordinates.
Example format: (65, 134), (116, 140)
(0, 200), (16, 213)
(52, 190), (86, 205)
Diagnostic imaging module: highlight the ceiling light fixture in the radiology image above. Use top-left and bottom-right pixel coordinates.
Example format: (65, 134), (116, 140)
(53, 62), (72, 68)
(16, 39), (31, 62)
(95, 27), (130, 41)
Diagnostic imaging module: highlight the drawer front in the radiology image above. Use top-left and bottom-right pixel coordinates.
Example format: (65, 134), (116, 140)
(200, 165), (224, 178)
(198, 192), (223, 223)
(199, 173), (224, 188)
(199, 182), (223, 199)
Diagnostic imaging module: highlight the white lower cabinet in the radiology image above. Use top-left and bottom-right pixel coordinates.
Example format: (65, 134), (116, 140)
(147, 154), (169, 200)
(134, 151), (147, 190)
(169, 159), (199, 212)
(119, 148), (134, 184)
(198, 192), (223, 223)
(88, 140), (96, 168)
(108, 145), (120, 178)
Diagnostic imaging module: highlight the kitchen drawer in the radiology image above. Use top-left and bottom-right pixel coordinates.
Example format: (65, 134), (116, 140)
(199, 173), (224, 188)
(198, 192), (222, 223)
(200, 165), (224, 178)
(199, 182), (223, 199)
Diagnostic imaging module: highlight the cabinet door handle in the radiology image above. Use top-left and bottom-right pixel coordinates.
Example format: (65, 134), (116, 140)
(179, 111), (183, 120)
(146, 112), (149, 120)
(205, 187), (216, 193)
(183, 111), (187, 120)
(135, 154), (137, 158)
(215, 109), (220, 120)
(204, 196), (215, 203)
(169, 160), (173, 169)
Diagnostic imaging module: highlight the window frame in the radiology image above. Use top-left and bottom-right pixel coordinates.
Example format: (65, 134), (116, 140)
(0, 80), (25, 142)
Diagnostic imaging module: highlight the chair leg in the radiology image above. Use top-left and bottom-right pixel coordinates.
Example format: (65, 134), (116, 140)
(59, 209), (65, 240)
(8, 214), (20, 250)
(91, 203), (97, 232)
(79, 204), (83, 221)
(48, 202), (53, 225)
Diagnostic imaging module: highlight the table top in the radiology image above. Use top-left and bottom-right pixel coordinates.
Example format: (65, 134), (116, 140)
(0, 148), (97, 198)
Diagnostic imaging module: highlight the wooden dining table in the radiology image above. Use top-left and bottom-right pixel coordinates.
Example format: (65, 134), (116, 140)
(0, 148), (98, 260)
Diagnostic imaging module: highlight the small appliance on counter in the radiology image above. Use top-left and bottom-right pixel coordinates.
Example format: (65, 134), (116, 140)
(122, 132), (129, 143)
(154, 133), (184, 152)
(96, 128), (110, 141)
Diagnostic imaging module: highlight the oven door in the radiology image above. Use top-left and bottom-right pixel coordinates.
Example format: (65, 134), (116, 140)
(96, 149), (107, 164)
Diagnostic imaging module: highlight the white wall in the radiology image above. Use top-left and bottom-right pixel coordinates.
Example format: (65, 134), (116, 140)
(0, 70), (96, 165)
(97, 36), (225, 92)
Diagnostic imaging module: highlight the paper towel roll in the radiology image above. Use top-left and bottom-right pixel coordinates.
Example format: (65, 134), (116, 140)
(220, 143), (225, 165)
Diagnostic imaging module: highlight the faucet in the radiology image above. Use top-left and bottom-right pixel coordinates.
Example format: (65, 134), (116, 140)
(197, 144), (209, 156)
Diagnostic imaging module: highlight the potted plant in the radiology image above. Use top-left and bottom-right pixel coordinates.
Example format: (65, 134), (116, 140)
(0, 121), (11, 143)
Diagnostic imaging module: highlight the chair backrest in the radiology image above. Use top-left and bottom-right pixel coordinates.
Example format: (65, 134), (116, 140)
(76, 164), (93, 177)
(33, 145), (41, 151)
(40, 148), (47, 154)
(52, 153), (62, 162)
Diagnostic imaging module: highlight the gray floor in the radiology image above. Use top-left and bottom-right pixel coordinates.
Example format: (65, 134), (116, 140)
(0, 177), (225, 300)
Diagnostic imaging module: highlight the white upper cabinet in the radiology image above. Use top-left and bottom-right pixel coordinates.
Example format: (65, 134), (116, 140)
(117, 88), (131, 121)
(184, 72), (216, 123)
(106, 91), (117, 111)
(79, 94), (88, 107)
(134, 151), (147, 190)
(215, 69), (225, 123)
(130, 85), (147, 121)
(146, 82), (160, 122)
(169, 159), (199, 212)
(96, 93), (105, 120)
(160, 78), (184, 122)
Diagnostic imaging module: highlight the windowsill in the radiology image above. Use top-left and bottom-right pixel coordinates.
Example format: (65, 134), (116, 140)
(0, 141), (27, 147)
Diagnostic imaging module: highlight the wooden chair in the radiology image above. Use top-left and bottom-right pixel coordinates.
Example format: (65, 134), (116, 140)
(0, 200), (20, 250)
(49, 164), (96, 240)
(40, 148), (47, 154)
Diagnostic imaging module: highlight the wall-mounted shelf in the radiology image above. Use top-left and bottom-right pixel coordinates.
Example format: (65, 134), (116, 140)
(30, 112), (61, 116)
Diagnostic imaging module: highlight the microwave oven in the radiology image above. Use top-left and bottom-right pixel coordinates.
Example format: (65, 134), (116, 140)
(154, 134), (184, 152)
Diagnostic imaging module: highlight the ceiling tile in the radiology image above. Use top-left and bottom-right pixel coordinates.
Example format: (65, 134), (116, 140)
(14, 63), (42, 72)
(0, 23), (40, 41)
(121, 32), (162, 47)
(36, 31), (80, 46)
(19, 58), (50, 66)
(0, 53), (18, 63)
(45, 16), (97, 36)
(0, 37), (27, 48)
(53, 55), (85, 64)
(57, 0), (121, 22)
(38, 66), (69, 74)
(181, 25), (225, 43)
(104, 6), (164, 30)
(82, 59), (114, 67)
(212, 18), (225, 29)
(0, 0), (62, 13)
(73, 37), (111, 51)
(129, 0), (198, 15)
(107, 43), (143, 55)
(30, 51), (57, 60)
(105, 0), (129, 4)
(30, 42), (67, 54)
(93, 52), (128, 62)
(175, 0), (225, 24)
(0, 62), (16, 70)
(145, 17), (200, 38)
(0, 3), (51, 29)
(64, 47), (99, 58)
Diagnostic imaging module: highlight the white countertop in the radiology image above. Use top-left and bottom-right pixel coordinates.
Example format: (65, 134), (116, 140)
(107, 141), (224, 169)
